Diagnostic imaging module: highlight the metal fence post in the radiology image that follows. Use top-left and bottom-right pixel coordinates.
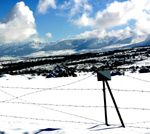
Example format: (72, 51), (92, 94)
(103, 80), (109, 126)
(97, 70), (125, 128)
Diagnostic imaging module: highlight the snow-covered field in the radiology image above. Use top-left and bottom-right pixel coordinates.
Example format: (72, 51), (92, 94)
(0, 72), (150, 134)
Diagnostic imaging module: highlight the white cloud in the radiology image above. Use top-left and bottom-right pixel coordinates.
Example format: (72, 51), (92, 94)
(59, 1), (72, 10)
(67, 0), (92, 17)
(52, 0), (93, 22)
(0, 2), (37, 43)
(84, 3), (93, 12)
(76, 27), (132, 39)
(73, 0), (150, 48)
(76, 25), (149, 47)
(74, 13), (94, 27)
(76, 29), (106, 39)
(32, 37), (46, 43)
(37, 0), (56, 14)
(45, 32), (53, 38)
(74, 0), (150, 33)
(75, 0), (133, 28)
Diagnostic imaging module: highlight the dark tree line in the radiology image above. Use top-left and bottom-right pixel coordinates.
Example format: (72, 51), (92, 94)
(0, 45), (150, 76)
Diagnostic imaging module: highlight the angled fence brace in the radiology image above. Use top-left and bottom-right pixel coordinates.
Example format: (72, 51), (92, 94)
(97, 70), (125, 128)
(102, 80), (108, 126)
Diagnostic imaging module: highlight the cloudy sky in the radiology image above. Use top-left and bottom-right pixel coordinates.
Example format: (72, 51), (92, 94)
(0, 0), (150, 43)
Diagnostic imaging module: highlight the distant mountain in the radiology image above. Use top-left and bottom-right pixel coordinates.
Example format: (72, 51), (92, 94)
(0, 35), (150, 58)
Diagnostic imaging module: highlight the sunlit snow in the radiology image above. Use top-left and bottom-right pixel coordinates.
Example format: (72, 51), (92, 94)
(0, 72), (150, 134)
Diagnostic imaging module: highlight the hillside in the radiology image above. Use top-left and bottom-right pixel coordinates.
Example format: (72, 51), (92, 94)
(0, 45), (150, 76)
(0, 35), (150, 58)
(0, 44), (150, 134)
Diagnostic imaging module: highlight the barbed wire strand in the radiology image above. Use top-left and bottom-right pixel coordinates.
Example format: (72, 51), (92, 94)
(110, 123), (150, 130)
(1, 85), (150, 93)
(0, 75), (104, 123)
(125, 121), (150, 125)
(1, 87), (150, 126)
(0, 114), (98, 125)
(111, 88), (150, 93)
(2, 85), (150, 93)
(1, 74), (150, 129)
(1, 74), (93, 103)
(4, 113), (150, 130)
(0, 101), (103, 108)
(0, 86), (100, 90)
(126, 126), (150, 129)
(1, 101), (150, 111)
(125, 75), (150, 83)
(1, 97), (150, 130)
(0, 82), (103, 124)
(0, 74), (93, 90)
(108, 106), (150, 111)
(1, 82), (150, 124)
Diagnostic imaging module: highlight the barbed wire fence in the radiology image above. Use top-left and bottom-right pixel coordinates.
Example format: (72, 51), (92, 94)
(0, 74), (150, 131)
(125, 74), (150, 83)
(0, 74), (104, 126)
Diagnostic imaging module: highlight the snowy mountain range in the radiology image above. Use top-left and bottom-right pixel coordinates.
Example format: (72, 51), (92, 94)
(0, 35), (150, 58)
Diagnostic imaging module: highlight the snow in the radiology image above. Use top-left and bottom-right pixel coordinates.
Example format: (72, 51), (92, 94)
(0, 72), (150, 134)
(118, 57), (150, 68)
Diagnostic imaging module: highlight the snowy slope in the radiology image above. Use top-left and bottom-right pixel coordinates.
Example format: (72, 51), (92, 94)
(0, 35), (150, 58)
(0, 72), (150, 134)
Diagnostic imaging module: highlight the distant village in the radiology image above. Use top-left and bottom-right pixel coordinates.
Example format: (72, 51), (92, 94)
(0, 45), (150, 78)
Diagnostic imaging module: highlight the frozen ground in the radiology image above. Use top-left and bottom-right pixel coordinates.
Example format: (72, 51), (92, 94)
(0, 72), (150, 134)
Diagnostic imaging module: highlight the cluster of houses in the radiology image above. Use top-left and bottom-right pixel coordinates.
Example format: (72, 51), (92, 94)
(0, 45), (150, 77)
